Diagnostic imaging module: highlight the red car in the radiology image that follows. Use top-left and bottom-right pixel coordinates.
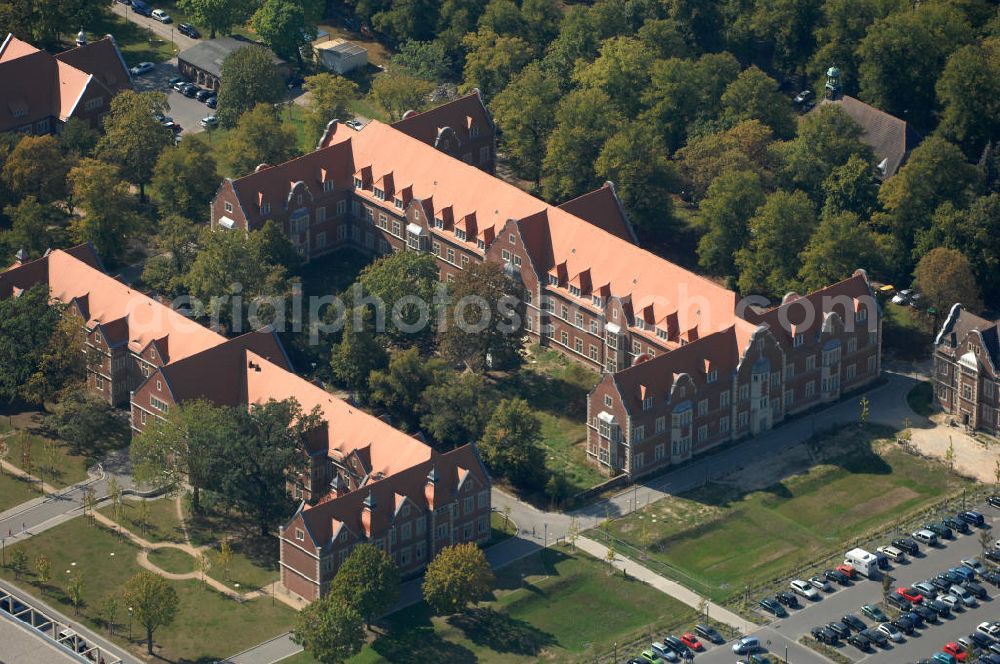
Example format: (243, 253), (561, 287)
(896, 587), (924, 604)
(836, 563), (856, 579)
(680, 632), (703, 651)
(943, 642), (967, 662)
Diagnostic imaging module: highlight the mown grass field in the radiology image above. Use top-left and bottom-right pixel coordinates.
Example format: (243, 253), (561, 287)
(0, 518), (295, 662)
(4, 431), (91, 488)
(602, 424), (973, 602)
(98, 497), (186, 544)
(0, 471), (38, 512)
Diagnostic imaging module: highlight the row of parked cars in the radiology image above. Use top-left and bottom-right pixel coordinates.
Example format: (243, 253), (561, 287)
(169, 76), (218, 108)
(625, 623), (725, 662)
(118, 0), (201, 36)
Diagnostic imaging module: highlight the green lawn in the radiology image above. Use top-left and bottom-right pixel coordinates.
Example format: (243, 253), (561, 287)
(148, 547), (197, 575)
(0, 518), (295, 662)
(72, 11), (177, 65)
(883, 302), (933, 360)
(4, 432), (91, 488)
(494, 346), (606, 498)
(0, 471), (39, 512)
(488, 511), (516, 546)
(206, 541), (279, 591)
(601, 424), (973, 603)
(907, 381), (935, 417)
(98, 497), (187, 544)
(345, 545), (701, 664)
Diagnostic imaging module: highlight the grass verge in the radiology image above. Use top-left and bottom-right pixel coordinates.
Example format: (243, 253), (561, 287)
(98, 497), (186, 544)
(0, 517), (294, 661)
(0, 471), (38, 512)
(907, 381), (934, 417)
(600, 424), (973, 603)
(4, 431), (91, 488)
(148, 547), (197, 575)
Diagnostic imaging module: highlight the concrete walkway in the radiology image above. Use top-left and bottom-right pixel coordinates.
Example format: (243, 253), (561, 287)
(575, 536), (757, 634)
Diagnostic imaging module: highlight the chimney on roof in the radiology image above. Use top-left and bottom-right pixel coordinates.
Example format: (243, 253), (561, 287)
(76, 29), (87, 46)
(14, 247), (28, 265)
(825, 66), (842, 100)
(329, 474), (347, 498)
(361, 491), (375, 539)
(424, 466), (438, 511)
(401, 109), (417, 120)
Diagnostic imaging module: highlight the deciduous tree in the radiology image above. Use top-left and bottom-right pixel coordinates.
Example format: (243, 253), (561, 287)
(141, 214), (201, 297)
(122, 571), (179, 655)
(224, 104), (300, 177)
(67, 572), (85, 615)
(675, 120), (775, 201)
(357, 251), (441, 344)
(696, 170), (766, 278)
(369, 349), (448, 431)
(329, 314), (388, 399)
(422, 542), (495, 615)
(0, 285), (72, 403)
(292, 592), (365, 664)
(421, 373), (495, 448)
(721, 66), (795, 139)
(1, 196), (62, 260)
(251, 0), (315, 66)
(937, 38), (1000, 159)
(302, 74), (359, 145)
(329, 543), (401, 627)
(66, 159), (141, 266)
(913, 247), (983, 314)
(574, 36), (653, 117)
(541, 88), (618, 201)
(479, 398), (546, 490)
(34, 554), (51, 585)
(821, 154), (880, 219)
(49, 391), (128, 457)
(490, 63), (561, 185)
(798, 212), (882, 292)
(96, 91), (173, 201)
(461, 29), (533, 101)
(1, 135), (68, 204)
(178, 0), (247, 38)
(735, 190), (816, 297)
(150, 139), (220, 220)
(369, 70), (434, 120)
(438, 261), (527, 372)
(391, 40), (454, 81)
(216, 46), (287, 128)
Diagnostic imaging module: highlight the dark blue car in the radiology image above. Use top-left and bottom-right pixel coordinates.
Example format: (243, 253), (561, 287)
(131, 0), (153, 16)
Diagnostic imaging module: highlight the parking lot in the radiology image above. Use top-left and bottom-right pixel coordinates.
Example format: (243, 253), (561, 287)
(131, 59), (214, 137)
(685, 503), (1000, 663)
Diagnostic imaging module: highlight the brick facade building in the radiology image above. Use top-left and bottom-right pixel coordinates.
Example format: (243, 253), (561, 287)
(588, 273), (882, 478)
(1, 33), (132, 135)
(933, 304), (1000, 435)
(0, 246), (491, 603)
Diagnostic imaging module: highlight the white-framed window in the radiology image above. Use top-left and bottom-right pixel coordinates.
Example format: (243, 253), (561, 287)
(295, 528), (304, 541)
(698, 425), (708, 442)
(655, 443), (665, 460)
(720, 416), (730, 432)
(707, 370), (717, 383)
(632, 425), (645, 442)
(394, 197), (403, 209)
(353, 176), (363, 189)
(697, 399), (708, 416)
(96, 375), (104, 390)
(323, 180), (334, 192)
(655, 416), (665, 433)
(604, 394), (613, 407)
(720, 390), (730, 408)
(373, 187), (385, 200)
(642, 396), (653, 411)
(260, 202), (270, 214)
(806, 355), (816, 371)
(794, 333), (804, 347)
(848, 338), (857, 353)
(224, 201), (233, 213)
(805, 381), (815, 397)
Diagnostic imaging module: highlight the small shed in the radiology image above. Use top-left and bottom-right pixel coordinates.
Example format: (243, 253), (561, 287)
(315, 39), (368, 75)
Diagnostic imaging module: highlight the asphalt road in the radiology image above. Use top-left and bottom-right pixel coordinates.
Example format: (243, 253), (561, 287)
(693, 504), (1000, 664)
(110, 0), (198, 52)
(130, 59), (214, 137)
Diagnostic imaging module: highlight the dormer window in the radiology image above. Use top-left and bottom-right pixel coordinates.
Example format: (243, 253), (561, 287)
(642, 397), (653, 411)
(855, 308), (867, 322)
(261, 202), (270, 214)
(592, 295), (603, 308)
(373, 187), (385, 201)
(707, 370), (717, 383)
(656, 328), (668, 340)
(434, 217), (444, 229)
(635, 318), (645, 330)
(793, 333), (804, 347)
(323, 180), (333, 193)
(470, 125), (480, 138)
(455, 229), (466, 241)
(353, 177), (363, 189)
(548, 274), (558, 286)
(477, 239), (485, 250)
(394, 197), (403, 210)
(569, 285), (581, 297)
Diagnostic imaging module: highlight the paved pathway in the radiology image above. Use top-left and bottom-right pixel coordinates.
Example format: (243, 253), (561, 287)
(575, 536), (757, 633)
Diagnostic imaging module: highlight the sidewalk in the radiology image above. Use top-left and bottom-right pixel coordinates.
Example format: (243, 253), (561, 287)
(575, 536), (757, 635)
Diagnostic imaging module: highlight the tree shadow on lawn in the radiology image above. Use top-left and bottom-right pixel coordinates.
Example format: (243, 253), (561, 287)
(448, 607), (555, 656)
(493, 369), (590, 420)
(492, 547), (565, 593)
(374, 608), (478, 664)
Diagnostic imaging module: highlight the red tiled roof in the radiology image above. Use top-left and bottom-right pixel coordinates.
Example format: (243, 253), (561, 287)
(55, 36), (132, 96)
(390, 90), (493, 146)
(244, 351), (434, 478)
(556, 182), (638, 245)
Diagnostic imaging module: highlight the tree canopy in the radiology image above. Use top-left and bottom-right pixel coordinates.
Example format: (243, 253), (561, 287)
(216, 46), (287, 128)
(422, 542), (495, 615)
(292, 593), (365, 663)
(122, 571), (179, 656)
(96, 91), (173, 200)
(913, 247), (983, 314)
(329, 543), (401, 627)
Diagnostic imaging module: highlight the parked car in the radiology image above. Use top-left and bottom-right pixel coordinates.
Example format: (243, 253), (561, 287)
(944, 516), (970, 534)
(988, 495), (1000, 508)
(842, 613), (866, 631)
(205, 96), (217, 109)
(939, 593), (962, 611)
(809, 575), (832, 592)
(345, 118), (365, 130)
(862, 605), (889, 622)
(694, 624), (722, 644)
(775, 591), (799, 608)
(861, 627), (888, 647)
(825, 568), (850, 585)
(943, 642), (969, 662)
(886, 592), (911, 610)
(874, 551), (890, 571)
(790, 579), (820, 600)
(848, 632), (872, 651)
(178, 22), (200, 38)
(662, 635), (690, 659)
(760, 597), (788, 618)
(963, 580), (988, 600)
(877, 545), (907, 563)
(911, 603), (938, 623)
(977, 621), (1000, 640)
(913, 529), (939, 545)
(961, 559), (986, 575)
(827, 621), (851, 638)
(931, 575), (953, 592)
(878, 622), (904, 643)
(984, 569), (1000, 587)
(650, 642), (678, 662)
(130, 61), (154, 76)
(897, 587), (924, 603)
(915, 581), (939, 598)
(639, 648), (663, 663)
(923, 597), (951, 617)
(199, 115), (218, 128)
(195, 89), (213, 102)
(932, 653), (957, 664)
(893, 537), (920, 556)
(969, 630), (995, 648)
(172, 80), (189, 92)
(903, 610), (924, 628)
(926, 522), (953, 539)
(950, 565), (976, 582)
(679, 632), (702, 651)
(793, 90), (813, 105)
(959, 510), (986, 527)
(811, 626), (839, 645)
(130, 0), (153, 16)
(151, 8), (171, 22)
(732, 636), (761, 655)
(986, 549), (1000, 564)
(167, 75), (183, 87)
(182, 84), (200, 98)
(836, 563), (856, 579)
(891, 615), (915, 635)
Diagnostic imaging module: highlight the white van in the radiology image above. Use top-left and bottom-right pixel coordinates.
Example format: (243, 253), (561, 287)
(912, 529), (938, 545)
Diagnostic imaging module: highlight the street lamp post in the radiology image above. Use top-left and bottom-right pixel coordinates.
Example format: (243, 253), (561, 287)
(128, 606), (133, 641)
